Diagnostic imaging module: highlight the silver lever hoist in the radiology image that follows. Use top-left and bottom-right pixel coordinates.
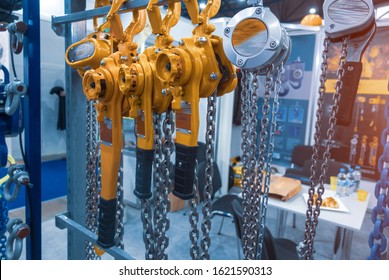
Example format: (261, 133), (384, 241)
(223, 0), (291, 260)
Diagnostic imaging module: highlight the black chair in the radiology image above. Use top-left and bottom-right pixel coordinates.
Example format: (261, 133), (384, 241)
(231, 198), (299, 260)
(197, 160), (242, 234)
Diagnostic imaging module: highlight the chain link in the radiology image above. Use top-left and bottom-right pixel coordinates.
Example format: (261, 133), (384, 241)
(240, 69), (252, 258)
(85, 100), (101, 260)
(257, 65), (281, 260)
(140, 198), (155, 260)
(188, 159), (200, 260)
(298, 36), (349, 260)
(115, 156), (124, 250)
(156, 110), (174, 260)
(200, 91), (217, 260)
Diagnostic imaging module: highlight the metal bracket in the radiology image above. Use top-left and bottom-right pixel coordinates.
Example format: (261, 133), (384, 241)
(51, 0), (179, 37)
(55, 212), (135, 260)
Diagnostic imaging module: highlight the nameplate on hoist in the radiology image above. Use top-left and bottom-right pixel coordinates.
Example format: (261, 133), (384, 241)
(136, 110), (146, 139)
(100, 118), (113, 146)
(176, 102), (191, 135)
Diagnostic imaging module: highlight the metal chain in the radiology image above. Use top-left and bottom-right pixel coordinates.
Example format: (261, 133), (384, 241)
(85, 100), (100, 260)
(245, 69), (261, 260)
(0, 192), (9, 260)
(115, 156), (124, 250)
(156, 110), (174, 260)
(200, 91), (217, 260)
(257, 64), (281, 260)
(251, 66), (273, 260)
(368, 102), (389, 259)
(140, 198), (155, 260)
(188, 159), (200, 260)
(240, 69), (252, 258)
(298, 36), (349, 260)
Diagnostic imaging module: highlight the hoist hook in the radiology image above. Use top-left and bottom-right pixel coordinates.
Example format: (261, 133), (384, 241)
(6, 218), (30, 260)
(3, 164), (31, 202)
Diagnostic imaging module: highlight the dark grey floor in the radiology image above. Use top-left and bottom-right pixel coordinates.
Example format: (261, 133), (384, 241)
(11, 193), (388, 260)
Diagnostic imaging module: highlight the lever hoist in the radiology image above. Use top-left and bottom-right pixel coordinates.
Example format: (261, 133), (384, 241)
(66, 1), (147, 253)
(152, 0), (237, 259)
(297, 0), (376, 260)
(223, 0), (290, 260)
(119, 0), (181, 260)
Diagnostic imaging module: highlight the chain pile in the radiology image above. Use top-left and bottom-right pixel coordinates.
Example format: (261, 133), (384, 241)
(368, 102), (389, 259)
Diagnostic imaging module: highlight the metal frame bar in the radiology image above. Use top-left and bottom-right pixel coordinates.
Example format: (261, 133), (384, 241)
(23, 0), (42, 260)
(52, 0), (178, 36)
(56, 212), (135, 260)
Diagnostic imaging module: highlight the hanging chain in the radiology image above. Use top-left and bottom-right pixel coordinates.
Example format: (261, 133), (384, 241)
(240, 69), (252, 258)
(298, 36), (349, 260)
(251, 66), (273, 259)
(188, 159), (200, 260)
(245, 69), (261, 260)
(85, 100), (101, 260)
(152, 113), (164, 259)
(156, 110), (174, 260)
(256, 64), (281, 260)
(200, 91), (217, 260)
(368, 102), (389, 259)
(115, 155), (124, 250)
(140, 198), (155, 260)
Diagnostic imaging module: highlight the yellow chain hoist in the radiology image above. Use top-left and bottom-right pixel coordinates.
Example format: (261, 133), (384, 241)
(119, 0), (181, 201)
(66, 0), (147, 250)
(153, 0), (237, 199)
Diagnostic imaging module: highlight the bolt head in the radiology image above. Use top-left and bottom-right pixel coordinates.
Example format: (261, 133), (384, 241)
(155, 48), (162, 54)
(210, 73), (218, 80)
(237, 59), (244, 66)
(224, 27), (230, 34)
(178, 40), (184, 45)
(121, 55), (128, 61)
(270, 41), (277, 49)
(100, 59), (105, 66)
(256, 8), (262, 14)
(199, 37), (207, 43)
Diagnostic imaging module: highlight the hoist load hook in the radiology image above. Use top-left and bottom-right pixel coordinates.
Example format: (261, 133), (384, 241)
(3, 164), (30, 202)
(4, 79), (27, 116)
(6, 218), (30, 260)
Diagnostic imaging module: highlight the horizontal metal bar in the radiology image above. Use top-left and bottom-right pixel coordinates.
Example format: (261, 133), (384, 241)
(55, 212), (135, 260)
(52, 0), (176, 26)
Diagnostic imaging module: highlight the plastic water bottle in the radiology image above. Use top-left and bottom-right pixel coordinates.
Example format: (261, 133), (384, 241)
(353, 166), (361, 192)
(336, 168), (347, 197)
(346, 168), (355, 196)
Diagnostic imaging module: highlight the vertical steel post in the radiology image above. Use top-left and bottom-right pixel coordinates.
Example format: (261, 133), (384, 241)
(64, 0), (88, 260)
(22, 0), (42, 260)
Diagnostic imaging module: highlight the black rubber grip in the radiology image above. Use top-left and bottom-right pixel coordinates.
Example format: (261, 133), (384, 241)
(96, 197), (117, 249)
(336, 61), (363, 126)
(134, 148), (154, 199)
(173, 143), (198, 200)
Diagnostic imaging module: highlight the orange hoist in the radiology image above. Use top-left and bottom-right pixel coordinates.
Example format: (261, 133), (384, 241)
(154, 0), (237, 200)
(120, 0), (181, 200)
(66, 1), (147, 250)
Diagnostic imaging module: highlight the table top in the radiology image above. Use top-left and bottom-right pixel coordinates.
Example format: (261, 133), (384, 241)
(267, 184), (370, 231)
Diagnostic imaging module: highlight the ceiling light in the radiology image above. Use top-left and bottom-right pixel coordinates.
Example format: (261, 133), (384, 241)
(309, 8), (317, 14)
